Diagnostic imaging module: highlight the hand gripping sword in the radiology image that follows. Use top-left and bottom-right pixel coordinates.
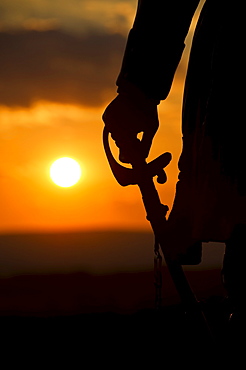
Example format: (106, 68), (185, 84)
(103, 127), (214, 340)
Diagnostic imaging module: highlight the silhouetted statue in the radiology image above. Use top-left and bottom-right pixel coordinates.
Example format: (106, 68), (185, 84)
(103, 0), (245, 330)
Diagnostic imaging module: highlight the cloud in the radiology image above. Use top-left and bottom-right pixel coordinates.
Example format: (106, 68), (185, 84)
(0, 0), (136, 35)
(0, 29), (126, 107)
(0, 0), (201, 108)
(0, 102), (103, 132)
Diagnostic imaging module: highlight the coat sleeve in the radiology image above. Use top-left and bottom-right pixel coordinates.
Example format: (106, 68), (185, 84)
(117, 0), (201, 100)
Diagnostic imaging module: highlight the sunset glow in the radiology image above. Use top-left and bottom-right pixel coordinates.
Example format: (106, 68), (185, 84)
(0, 1), (228, 342)
(0, 0), (205, 233)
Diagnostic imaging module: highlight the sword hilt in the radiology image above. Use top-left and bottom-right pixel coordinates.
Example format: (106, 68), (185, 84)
(103, 127), (172, 187)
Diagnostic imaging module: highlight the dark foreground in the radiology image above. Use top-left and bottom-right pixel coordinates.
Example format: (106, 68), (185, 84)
(0, 263), (244, 366)
(1, 233), (242, 365)
(1, 300), (244, 367)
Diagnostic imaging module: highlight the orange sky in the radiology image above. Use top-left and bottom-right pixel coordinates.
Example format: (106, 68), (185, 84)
(0, 1), (205, 233)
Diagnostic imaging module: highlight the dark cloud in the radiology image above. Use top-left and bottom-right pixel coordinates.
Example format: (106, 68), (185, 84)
(0, 30), (126, 107)
(0, 0), (135, 35)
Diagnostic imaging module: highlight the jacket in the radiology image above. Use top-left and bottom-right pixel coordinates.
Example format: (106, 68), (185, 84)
(117, 0), (246, 245)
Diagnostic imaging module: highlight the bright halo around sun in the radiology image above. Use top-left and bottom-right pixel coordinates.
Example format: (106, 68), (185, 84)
(50, 157), (82, 188)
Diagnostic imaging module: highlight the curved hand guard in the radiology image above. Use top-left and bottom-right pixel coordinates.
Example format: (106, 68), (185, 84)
(103, 127), (172, 187)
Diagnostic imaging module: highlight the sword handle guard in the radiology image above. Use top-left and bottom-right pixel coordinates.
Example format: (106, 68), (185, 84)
(103, 127), (172, 187)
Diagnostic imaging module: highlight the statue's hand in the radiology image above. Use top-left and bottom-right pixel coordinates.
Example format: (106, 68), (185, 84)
(102, 92), (159, 164)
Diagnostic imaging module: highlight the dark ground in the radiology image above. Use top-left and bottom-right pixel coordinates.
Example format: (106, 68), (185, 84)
(0, 272), (244, 367)
(1, 233), (243, 366)
(0, 301), (244, 367)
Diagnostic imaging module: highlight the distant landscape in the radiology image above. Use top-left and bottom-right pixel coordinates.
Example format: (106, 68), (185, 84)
(0, 230), (226, 316)
(0, 231), (234, 364)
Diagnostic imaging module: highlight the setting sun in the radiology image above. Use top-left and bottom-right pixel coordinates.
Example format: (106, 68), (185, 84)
(50, 157), (82, 188)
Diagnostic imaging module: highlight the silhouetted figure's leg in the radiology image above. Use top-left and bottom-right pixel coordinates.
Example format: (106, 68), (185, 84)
(223, 224), (246, 337)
